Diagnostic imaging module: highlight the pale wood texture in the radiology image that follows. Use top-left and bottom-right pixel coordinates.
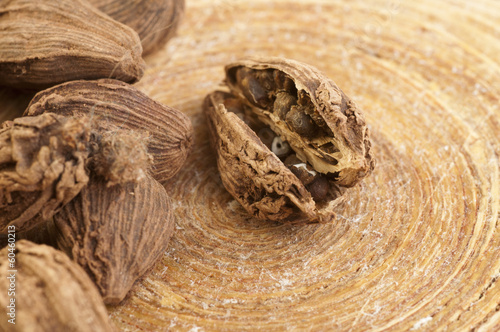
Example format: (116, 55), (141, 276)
(1, 0), (500, 331)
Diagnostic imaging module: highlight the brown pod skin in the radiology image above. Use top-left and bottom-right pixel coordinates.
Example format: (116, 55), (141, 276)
(88, 0), (185, 56)
(225, 57), (375, 187)
(53, 174), (175, 305)
(0, 113), (90, 234)
(24, 79), (194, 185)
(0, 240), (115, 332)
(0, 0), (145, 90)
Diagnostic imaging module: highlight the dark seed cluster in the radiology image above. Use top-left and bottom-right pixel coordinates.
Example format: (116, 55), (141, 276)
(220, 70), (335, 202)
(233, 67), (331, 139)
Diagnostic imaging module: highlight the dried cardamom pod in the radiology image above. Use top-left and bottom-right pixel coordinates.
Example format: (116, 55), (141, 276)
(0, 113), (90, 233)
(204, 57), (375, 223)
(0, 240), (115, 332)
(24, 79), (193, 184)
(53, 173), (174, 304)
(88, 0), (185, 56)
(0, 0), (145, 89)
(0, 111), (153, 234)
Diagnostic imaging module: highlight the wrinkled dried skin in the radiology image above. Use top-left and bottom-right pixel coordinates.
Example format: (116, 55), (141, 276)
(204, 91), (344, 224)
(53, 174), (175, 305)
(24, 79), (194, 184)
(88, 0), (185, 56)
(0, 0), (145, 89)
(225, 57), (374, 187)
(0, 113), (90, 233)
(0, 240), (115, 332)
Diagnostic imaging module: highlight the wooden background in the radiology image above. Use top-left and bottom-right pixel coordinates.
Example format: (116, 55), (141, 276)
(1, 0), (499, 331)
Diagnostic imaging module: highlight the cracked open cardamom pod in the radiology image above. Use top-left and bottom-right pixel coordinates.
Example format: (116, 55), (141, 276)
(0, 240), (115, 332)
(0, 0), (145, 89)
(88, 0), (185, 56)
(24, 78), (193, 185)
(53, 173), (174, 305)
(204, 57), (375, 223)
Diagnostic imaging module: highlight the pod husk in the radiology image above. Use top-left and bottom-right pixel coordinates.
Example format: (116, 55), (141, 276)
(0, 0), (145, 89)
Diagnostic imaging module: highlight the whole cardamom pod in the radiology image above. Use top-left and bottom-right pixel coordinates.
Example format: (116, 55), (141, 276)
(24, 79), (193, 184)
(0, 0), (145, 89)
(53, 173), (174, 304)
(0, 240), (115, 332)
